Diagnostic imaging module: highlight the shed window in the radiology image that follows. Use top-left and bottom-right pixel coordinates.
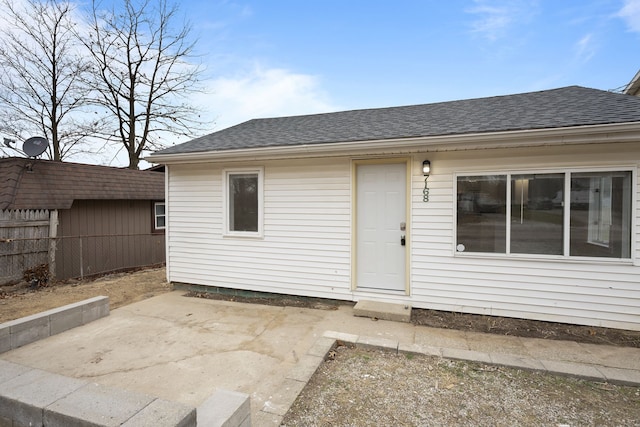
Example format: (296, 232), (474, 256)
(456, 170), (632, 259)
(154, 202), (166, 230)
(224, 168), (263, 237)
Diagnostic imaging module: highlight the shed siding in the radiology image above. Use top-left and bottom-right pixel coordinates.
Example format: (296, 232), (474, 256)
(56, 200), (164, 279)
(166, 142), (640, 330)
(410, 143), (640, 330)
(167, 159), (353, 298)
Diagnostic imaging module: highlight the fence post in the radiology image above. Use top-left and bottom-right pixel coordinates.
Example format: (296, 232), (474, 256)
(48, 210), (58, 279)
(79, 236), (83, 280)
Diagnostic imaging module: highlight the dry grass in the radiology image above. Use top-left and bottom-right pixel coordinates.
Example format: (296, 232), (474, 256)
(282, 344), (640, 427)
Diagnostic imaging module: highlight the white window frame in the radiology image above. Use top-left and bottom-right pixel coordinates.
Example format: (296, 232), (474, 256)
(154, 202), (166, 230)
(222, 167), (264, 238)
(454, 166), (635, 263)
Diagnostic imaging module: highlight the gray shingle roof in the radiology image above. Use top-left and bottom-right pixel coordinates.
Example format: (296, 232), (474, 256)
(157, 86), (640, 156)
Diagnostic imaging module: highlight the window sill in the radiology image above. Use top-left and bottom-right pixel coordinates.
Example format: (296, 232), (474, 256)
(223, 232), (264, 240)
(453, 251), (634, 266)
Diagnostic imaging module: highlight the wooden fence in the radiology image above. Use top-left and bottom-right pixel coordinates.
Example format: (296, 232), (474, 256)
(0, 209), (50, 284)
(1, 209), (166, 284)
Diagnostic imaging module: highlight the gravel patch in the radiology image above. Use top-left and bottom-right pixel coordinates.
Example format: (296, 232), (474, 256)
(281, 344), (640, 426)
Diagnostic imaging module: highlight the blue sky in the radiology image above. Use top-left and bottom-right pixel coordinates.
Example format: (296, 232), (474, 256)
(4, 0), (640, 166)
(178, 0), (640, 133)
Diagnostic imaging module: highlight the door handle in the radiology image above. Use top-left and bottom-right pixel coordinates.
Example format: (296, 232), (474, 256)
(401, 235), (406, 246)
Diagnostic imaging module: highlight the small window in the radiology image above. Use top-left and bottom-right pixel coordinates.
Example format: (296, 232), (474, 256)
(224, 168), (263, 237)
(154, 202), (166, 230)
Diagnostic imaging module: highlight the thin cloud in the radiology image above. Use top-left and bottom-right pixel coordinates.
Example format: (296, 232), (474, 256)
(575, 33), (596, 62)
(466, 0), (538, 41)
(617, 0), (640, 33)
(197, 66), (339, 131)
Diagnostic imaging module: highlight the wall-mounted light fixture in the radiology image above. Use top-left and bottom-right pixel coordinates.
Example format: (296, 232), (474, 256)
(422, 160), (431, 202)
(422, 160), (431, 176)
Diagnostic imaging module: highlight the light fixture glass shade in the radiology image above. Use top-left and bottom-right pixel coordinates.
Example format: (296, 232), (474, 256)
(422, 160), (431, 176)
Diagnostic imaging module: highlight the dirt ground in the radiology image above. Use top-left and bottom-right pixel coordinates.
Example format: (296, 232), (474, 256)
(0, 267), (171, 323)
(191, 290), (640, 348)
(2, 267), (640, 349)
(411, 307), (640, 348)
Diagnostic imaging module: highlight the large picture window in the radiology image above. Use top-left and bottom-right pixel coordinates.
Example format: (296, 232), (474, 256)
(456, 170), (632, 259)
(224, 168), (263, 236)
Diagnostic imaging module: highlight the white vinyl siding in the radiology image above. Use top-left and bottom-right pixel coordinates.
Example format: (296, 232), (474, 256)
(165, 141), (640, 331)
(410, 143), (640, 330)
(167, 158), (353, 300)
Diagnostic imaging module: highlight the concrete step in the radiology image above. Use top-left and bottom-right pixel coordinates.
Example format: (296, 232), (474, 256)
(353, 300), (412, 323)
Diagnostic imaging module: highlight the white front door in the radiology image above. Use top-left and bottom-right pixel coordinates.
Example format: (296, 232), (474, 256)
(356, 162), (407, 292)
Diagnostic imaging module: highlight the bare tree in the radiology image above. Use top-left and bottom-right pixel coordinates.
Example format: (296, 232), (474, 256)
(83, 0), (205, 169)
(0, 0), (98, 161)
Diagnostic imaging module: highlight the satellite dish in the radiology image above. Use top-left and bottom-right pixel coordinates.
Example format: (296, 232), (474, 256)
(22, 136), (49, 157)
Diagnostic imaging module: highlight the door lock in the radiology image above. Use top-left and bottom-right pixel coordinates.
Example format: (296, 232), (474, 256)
(401, 235), (406, 246)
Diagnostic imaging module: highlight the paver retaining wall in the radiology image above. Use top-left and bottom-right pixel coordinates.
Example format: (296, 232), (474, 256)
(0, 296), (109, 354)
(0, 297), (251, 426)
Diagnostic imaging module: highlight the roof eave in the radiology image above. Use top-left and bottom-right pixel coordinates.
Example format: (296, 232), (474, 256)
(147, 122), (640, 164)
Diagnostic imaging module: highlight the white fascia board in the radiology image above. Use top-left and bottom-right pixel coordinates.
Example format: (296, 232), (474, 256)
(147, 122), (640, 164)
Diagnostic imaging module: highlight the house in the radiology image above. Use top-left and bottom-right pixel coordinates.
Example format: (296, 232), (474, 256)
(0, 158), (165, 282)
(624, 69), (640, 96)
(148, 86), (640, 331)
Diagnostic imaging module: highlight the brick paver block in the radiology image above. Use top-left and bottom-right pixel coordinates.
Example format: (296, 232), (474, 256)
(197, 389), (251, 427)
(307, 337), (336, 358)
(44, 382), (154, 427)
(539, 359), (605, 383)
(82, 296), (110, 324)
(489, 352), (546, 371)
(0, 368), (86, 426)
(356, 335), (399, 352)
(286, 354), (324, 382)
(50, 305), (83, 335)
(0, 325), (10, 354)
(323, 331), (359, 343)
(0, 360), (32, 385)
(597, 366), (640, 387)
(260, 378), (306, 417)
(121, 398), (196, 427)
(8, 314), (50, 349)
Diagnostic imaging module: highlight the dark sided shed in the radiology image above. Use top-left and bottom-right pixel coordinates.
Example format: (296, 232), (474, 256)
(0, 158), (165, 282)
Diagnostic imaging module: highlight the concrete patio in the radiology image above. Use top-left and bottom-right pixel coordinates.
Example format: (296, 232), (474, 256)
(2, 291), (639, 425)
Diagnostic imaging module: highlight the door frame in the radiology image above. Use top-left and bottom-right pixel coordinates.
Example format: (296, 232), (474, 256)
(351, 157), (412, 294)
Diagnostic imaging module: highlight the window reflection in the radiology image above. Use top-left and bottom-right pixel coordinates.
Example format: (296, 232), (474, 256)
(457, 175), (507, 253)
(570, 172), (631, 258)
(456, 170), (632, 259)
(510, 174), (564, 255)
(229, 174), (258, 232)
